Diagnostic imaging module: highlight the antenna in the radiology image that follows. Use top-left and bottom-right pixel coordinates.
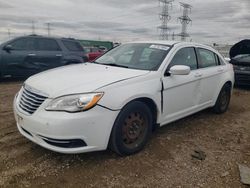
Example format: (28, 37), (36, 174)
(177, 2), (192, 41)
(158, 0), (174, 40)
(32, 21), (35, 34)
(7, 28), (11, 39)
(46, 23), (51, 36)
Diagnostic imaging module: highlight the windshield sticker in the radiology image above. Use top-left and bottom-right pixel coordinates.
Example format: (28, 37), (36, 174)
(149, 45), (170, 51)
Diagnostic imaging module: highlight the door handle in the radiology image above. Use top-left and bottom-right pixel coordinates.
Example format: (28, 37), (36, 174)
(194, 72), (202, 78)
(28, 53), (36, 56)
(56, 54), (62, 57)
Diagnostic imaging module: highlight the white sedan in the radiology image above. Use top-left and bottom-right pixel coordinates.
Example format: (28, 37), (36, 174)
(13, 41), (234, 156)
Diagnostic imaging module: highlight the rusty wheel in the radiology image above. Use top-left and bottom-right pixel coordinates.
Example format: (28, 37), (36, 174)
(109, 101), (153, 156)
(122, 112), (148, 150)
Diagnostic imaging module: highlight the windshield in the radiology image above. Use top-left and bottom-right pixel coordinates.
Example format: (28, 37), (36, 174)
(95, 43), (171, 71)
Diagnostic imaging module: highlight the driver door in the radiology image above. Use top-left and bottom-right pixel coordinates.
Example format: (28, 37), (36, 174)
(161, 47), (202, 124)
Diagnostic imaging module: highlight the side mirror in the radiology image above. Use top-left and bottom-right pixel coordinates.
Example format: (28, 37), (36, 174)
(169, 65), (191, 76)
(3, 45), (13, 52)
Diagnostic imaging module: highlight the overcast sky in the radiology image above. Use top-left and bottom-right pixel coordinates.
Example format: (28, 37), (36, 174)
(0, 0), (249, 44)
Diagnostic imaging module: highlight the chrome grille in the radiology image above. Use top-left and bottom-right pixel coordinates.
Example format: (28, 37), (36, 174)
(19, 87), (47, 115)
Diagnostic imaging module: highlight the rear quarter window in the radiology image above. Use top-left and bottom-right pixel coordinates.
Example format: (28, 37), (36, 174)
(218, 56), (226, 65)
(62, 40), (83, 51)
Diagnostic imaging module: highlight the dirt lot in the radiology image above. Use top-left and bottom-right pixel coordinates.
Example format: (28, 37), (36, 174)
(0, 81), (250, 188)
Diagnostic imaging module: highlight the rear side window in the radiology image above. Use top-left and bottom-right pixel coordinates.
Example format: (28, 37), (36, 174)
(35, 38), (61, 51)
(197, 48), (217, 68)
(62, 40), (83, 51)
(10, 38), (35, 50)
(168, 47), (197, 70)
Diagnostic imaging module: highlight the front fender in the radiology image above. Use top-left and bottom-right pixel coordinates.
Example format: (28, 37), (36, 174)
(97, 74), (162, 119)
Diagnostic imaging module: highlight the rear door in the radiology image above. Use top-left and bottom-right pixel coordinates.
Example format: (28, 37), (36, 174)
(161, 47), (203, 123)
(1, 37), (36, 78)
(33, 38), (63, 72)
(196, 48), (225, 105)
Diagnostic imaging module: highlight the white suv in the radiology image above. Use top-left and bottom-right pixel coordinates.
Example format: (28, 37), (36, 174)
(13, 41), (234, 156)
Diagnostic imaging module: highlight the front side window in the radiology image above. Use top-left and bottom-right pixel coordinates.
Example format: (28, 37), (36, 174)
(95, 43), (170, 71)
(168, 47), (197, 70)
(36, 38), (61, 51)
(10, 38), (35, 50)
(197, 48), (217, 68)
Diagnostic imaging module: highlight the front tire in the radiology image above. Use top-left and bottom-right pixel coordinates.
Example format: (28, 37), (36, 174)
(109, 101), (153, 156)
(212, 83), (231, 114)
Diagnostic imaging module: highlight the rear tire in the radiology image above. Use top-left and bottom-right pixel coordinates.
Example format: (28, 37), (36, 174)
(212, 83), (231, 114)
(109, 101), (153, 156)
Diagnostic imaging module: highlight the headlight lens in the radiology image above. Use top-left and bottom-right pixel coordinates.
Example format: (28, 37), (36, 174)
(45, 93), (104, 112)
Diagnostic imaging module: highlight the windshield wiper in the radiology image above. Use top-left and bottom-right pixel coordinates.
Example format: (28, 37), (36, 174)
(100, 63), (129, 68)
(92, 61), (129, 68)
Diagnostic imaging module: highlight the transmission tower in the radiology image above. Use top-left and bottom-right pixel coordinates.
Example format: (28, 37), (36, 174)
(177, 2), (192, 41)
(158, 0), (174, 40)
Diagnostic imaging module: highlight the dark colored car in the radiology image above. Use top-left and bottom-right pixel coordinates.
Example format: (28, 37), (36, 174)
(230, 39), (250, 86)
(0, 35), (88, 79)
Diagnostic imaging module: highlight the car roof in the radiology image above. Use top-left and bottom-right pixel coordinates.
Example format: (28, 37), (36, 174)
(15, 35), (78, 42)
(126, 40), (210, 48)
(127, 40), (178, 46)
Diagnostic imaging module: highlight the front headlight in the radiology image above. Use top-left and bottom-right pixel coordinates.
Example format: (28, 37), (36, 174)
(45, 92), (104, 112)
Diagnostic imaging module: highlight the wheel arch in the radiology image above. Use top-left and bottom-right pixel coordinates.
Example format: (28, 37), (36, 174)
(213, 80), (233, 106)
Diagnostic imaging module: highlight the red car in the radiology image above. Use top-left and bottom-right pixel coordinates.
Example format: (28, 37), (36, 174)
(84, 47), (105, 62)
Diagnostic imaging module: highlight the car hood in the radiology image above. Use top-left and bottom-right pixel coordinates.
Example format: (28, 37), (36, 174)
(230, 39), (250, 58)
(25, 63), (150, 98)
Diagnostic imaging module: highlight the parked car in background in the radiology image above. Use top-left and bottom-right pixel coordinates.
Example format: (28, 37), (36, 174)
(229, 39), (250, 86)
(84, 46), (105, 62)
(0, 35), (88, 79)
(14, 41), (234, 156)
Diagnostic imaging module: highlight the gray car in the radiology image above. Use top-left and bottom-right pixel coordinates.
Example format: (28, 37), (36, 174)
(0, 35), (87, 79)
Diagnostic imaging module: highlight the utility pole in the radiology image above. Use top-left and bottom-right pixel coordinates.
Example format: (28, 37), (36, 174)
(172, 32), (175, 40)
(158, 0), (174, 40)
(32, 21), (35, 35)
(177, 2), (192, 41)
(7, 28), (11, 39)
(46, 23), (51, 36)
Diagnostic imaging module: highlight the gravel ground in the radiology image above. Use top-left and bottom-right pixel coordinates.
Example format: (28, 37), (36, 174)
(0, 81), (250, 188)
